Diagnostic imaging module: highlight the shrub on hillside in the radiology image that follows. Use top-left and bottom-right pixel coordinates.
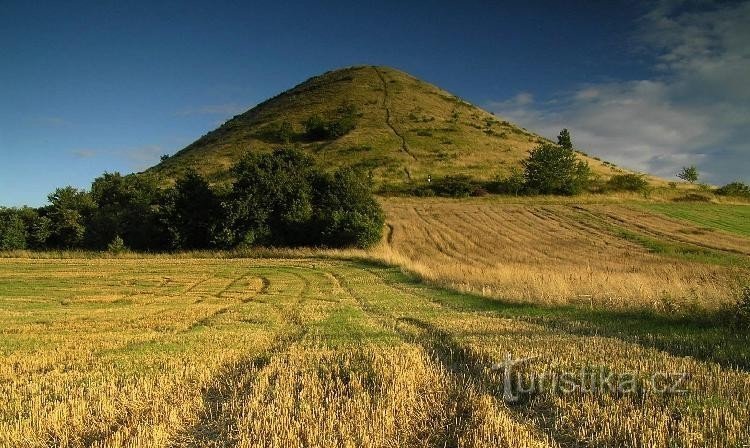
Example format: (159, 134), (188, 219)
(716, 182), (750, 198)
(303, 102), (358, 141)
(605, 173), (649, 192)
(488, 169), (524, 195)
(257, 121), (296, 144)
(431, 175), (477, 198)
(522, 143), (591, 195)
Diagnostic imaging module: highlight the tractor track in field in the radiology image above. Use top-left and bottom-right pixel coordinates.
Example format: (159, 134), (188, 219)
(329, 267), (580, 447)
(173, 271), (313, 447)
(373, 66), (417, 173)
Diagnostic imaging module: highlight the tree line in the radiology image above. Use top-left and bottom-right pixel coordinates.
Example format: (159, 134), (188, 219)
(0, 148), (384, 251)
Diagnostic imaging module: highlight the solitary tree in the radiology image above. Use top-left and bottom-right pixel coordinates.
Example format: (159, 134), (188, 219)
(523, 143), (591, 195)
(678, 166), (699, 184)
(557, 128), (573, 150)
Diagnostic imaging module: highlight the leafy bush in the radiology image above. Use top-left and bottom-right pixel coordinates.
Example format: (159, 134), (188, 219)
(107, 235), (127, 254)
(716, 182), (750, 198)
(606, 173), (649, 192)
(431, 175), (477, 198)
(303, 103), (358, 140)
(488, 169), (524, 195)
(257, 121), (295, 143)
(522, 143), (591, 195)
(471, 187), (489, 197)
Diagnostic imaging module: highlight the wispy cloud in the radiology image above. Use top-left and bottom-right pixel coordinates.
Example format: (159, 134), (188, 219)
(71, 149), (97, 158)
(487, 1), (750, 184)
(175, 103), (248, 117)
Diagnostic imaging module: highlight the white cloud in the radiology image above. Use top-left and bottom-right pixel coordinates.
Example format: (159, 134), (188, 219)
(487, 1), (750, 184)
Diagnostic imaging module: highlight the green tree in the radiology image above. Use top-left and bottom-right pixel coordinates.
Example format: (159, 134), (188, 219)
(313, 168), (384, 248)
(221, 148), (315, 247)
(557, 128), (573, 150)
(89, 173), (169, 250)
(0, 208), (27, 250)
(677, 166), (699, 184)
(45, 186), (94, 248)
(14, 207), (51, 249)
(164, 170), (221, 249)
(522, 143), (591, 195)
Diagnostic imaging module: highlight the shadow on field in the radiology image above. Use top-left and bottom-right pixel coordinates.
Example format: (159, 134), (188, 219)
(357, 261), (750, 372)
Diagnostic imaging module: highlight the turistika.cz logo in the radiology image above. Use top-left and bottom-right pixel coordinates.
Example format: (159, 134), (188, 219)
(491, 353), (689, 403)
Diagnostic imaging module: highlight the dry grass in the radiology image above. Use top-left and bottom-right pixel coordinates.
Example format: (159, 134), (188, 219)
(376, 198), (749, 313)
(1, 258), (748, 447)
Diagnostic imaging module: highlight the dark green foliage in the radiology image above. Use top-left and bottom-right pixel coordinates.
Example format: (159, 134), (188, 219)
(107, 235), (127, 254)
(678, 165), (699, 183)
(488, 168), (524, 195)
(8, 149), (383, 251)
(0, 208), (27, 250)
(257, 121), (296, 144)
(312, 168), (384, 248)
(221, 148), (316, 247)
(716, 182), (750, 198)
(430, 175), (478, 198)
(27, 215), (52, 249)
(88, 173), (169, 250)
(522, 143), (591, 195)
(163, 170), (222, 249)
(557, 128), (572, 149)
(45, 187), (95, 248)
(220, 148), (383, 248)
(606, 173), (649, 192)
(303, 103), (358, 140)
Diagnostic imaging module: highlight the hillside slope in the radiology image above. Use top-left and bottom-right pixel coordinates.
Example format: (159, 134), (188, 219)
(148, 65), (627, 187)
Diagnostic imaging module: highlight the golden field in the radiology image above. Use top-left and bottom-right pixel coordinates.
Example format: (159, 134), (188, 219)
(1, 198), (749, 447)
(378, 197), (750, 313)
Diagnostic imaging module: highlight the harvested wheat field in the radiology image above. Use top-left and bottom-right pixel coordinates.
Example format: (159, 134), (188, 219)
(380, 198), (750, 312)
(1, 257), (749, 447)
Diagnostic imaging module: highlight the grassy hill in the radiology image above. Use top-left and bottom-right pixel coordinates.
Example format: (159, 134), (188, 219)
(148, 65), (629, 189)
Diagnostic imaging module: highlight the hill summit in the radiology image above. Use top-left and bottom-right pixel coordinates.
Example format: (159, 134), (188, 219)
(149, 65), (623, 188)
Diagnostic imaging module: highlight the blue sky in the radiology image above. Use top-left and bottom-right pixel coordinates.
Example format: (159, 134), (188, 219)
(1, 0), (747, 206)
